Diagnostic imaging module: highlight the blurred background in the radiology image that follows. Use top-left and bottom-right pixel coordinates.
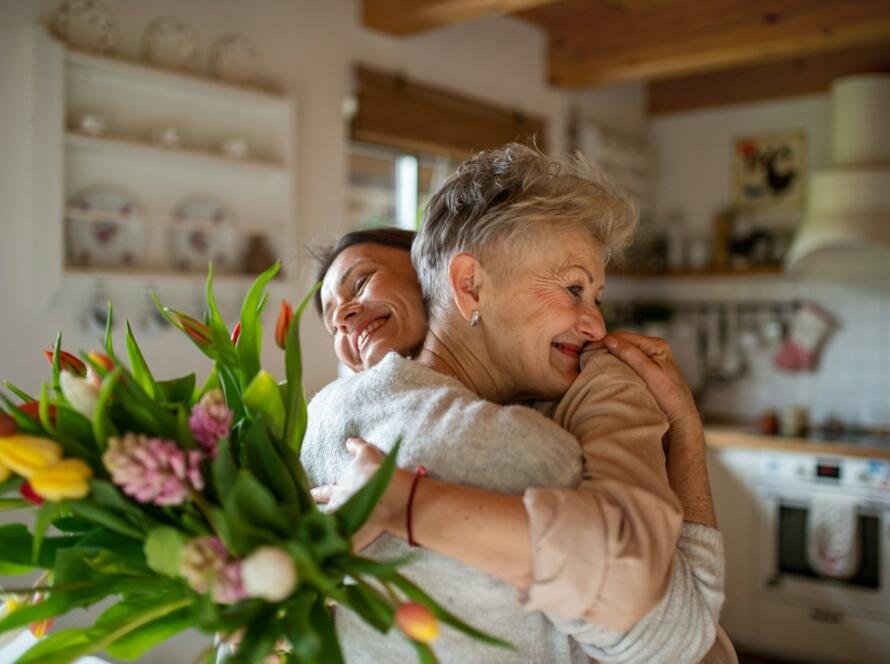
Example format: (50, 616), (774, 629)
(1, 1), (889, 662)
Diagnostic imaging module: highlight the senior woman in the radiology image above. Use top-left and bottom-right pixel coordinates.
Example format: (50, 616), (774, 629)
(303, 145), (730, 663)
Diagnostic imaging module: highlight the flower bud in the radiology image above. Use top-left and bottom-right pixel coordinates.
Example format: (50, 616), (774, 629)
(395, 602), (439, 643)
(60, 372), (99, 419)
(87, 351), (115, 372)
(17, 401), (56, 425)
(1, 413), (17, 437)
(242, 546), (297, 602)
(29, 618), (53, 639)
(19, 481), (44, 505)
(0, 435), (62, 478)
(44, 349), (87, 377)
(231, 322), (241, 345)
(169, 310), (213, 346)
(29, 459), (93, 501)
(275, 300), (294, 350)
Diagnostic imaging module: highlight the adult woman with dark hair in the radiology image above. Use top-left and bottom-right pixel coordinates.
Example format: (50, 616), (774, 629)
(303, 146), (733, 663)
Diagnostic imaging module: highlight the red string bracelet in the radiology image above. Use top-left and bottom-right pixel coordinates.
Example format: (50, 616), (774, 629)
(406, 464), (427, 547)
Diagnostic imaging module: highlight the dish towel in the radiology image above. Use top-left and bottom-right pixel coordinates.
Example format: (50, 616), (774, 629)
(807, 494), (860, 579)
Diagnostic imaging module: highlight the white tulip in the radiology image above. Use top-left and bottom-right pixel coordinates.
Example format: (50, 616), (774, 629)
(241, 546), (297, 602)
(60, 371), (99, 419)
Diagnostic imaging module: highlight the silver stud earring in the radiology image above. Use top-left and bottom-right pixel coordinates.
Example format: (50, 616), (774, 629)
(469, 310), (480, 327)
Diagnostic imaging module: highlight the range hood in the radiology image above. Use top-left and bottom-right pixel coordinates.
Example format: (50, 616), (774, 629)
(786, 75), (890, 275)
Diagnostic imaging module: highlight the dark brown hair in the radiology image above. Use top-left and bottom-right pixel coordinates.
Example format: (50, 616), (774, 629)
(312, 227), (416, 315)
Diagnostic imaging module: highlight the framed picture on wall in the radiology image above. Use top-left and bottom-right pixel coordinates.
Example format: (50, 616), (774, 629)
(733, 130), (806, 210)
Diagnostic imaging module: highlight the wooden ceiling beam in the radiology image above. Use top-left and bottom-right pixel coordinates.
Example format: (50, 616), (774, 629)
(362, 0), (564, 36)
(648, 41), (890, 115)
(524, 0), (890, 87)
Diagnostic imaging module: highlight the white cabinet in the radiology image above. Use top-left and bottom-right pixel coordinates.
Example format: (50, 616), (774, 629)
(31, 27), (296, 295)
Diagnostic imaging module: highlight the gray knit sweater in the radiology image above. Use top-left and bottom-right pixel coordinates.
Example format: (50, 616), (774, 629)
(302, 353), (724, 663)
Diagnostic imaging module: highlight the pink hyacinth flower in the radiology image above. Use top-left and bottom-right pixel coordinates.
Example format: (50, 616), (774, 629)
(188, 390), (233, 457)
(181, 536), (246, 605)
(102, 433), (204, 506)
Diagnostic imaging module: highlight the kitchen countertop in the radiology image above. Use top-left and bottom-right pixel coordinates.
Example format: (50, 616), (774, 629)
(704, 424), (890, 460)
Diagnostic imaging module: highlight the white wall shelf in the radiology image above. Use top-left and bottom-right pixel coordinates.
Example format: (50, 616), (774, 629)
(65, 132), (288, 178)
(32, 28), (297, 295)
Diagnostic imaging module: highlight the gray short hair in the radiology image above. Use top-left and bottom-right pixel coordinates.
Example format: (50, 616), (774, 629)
(412, 143), (638, 315)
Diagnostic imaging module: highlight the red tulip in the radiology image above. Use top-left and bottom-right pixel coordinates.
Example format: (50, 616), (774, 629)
(87, 351), (115, 372)
(275, 300), (293, 350)
(0, 413), (15, 437)
(395, 602), (439, 643)
(231, 322), (242, 345)
(170, 310), (213, 346)
(43, 349), (86, 377)
(19, 481), (44, 506)
(17, 402), (57, 426)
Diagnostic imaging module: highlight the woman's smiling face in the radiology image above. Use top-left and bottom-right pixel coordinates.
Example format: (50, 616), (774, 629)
(478, 227), (607, 401)
(320, 243), (427, 372)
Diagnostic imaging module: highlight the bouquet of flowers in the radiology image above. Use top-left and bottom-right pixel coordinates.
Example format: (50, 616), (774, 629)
(0, 263), (505, 663)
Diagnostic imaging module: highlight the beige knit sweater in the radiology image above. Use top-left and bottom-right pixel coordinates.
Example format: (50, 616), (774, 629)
(302, 352), (727, 663)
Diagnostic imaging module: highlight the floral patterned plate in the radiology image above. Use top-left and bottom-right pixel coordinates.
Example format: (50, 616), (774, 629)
(66, 186), (145, 268)
(168, 196), (242, 273)
(50, 0), (117, 53)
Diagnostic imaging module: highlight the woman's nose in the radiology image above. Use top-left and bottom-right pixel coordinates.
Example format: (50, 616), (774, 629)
(333, 300), (362, 332)
(577, 305), (606, 342)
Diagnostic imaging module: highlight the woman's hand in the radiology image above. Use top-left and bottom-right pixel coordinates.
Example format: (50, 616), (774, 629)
(601, 332), (698, 428)
(311, 437), (410, 551)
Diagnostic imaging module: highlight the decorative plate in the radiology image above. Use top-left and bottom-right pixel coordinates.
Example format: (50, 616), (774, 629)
(50, 0), (117, 53)
(66, 186), (145, 268)
(142, 17), (201, 71)
(168, 196), (241, 273)
(209, 34), (260, 84)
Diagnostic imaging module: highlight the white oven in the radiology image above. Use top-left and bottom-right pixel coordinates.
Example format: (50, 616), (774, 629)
(750, 452), (890, 662)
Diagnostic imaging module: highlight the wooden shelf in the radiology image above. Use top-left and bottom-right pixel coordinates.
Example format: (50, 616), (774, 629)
(64, 266), (284, 287)
(65, 132), (288, 177)
(608, 265), (785, 279)
(65, 47), (287, 108)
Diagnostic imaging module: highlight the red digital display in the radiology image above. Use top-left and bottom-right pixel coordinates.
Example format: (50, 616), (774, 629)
(816, 464), (841, 479)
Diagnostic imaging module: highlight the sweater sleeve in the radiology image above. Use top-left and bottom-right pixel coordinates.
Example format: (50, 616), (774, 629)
(543, 523), (727, 664)
(522, 349), (684, 632)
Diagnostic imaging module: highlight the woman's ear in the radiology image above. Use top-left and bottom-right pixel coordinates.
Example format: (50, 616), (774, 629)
(448, 252), (484, 322)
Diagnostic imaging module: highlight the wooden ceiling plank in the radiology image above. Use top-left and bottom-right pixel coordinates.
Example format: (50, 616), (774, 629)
(648, 42), (890, 114)
(362, 0), (564, 36)
(541, 0), (890, 86)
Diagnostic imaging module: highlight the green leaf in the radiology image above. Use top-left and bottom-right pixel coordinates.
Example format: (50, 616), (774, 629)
(283, 592), (321, 662)
(82, 549), (152, 577)
(226, 606), (281, 664)
(236, 261), (281, 387)
(33, 501), (65, 561)
(157, 374), (197, 406)
(144, 527), (186, 578)
(0, 474), (23, 496)
(385, 571), (513, 649)
(2, 379), (35, 403)
(50, 331), (63, 400)
(204, 264), (241, 373)
(412, 641), (439, 664)
(0, 560), (33, 574)
(0, 524), (82, 569)
(342, 580), (394, 633)
(225, 472), (289, 539)
(334, 553), (414, 578)
(241, 417), (298, 506)
(283, 283), (320, 455)
(212, 438), (238, 493)
(0, 497), (29, 512)
(51, 516), (94, 532)
(125, 320), (157, 398)
(67, 501), (144, 540)
(105, 300), (115, 357)
(92, 366), (122, 447)
(243, 371), (286, 438)
(308, 597), (344, 664)
(105, 605), (193, 660)
(334, 438), (401, 535)
(296, 511), (350, 560)
(196, 366), (219, 402)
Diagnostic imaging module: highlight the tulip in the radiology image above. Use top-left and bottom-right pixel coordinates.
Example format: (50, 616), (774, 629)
(43, 349), (87, 377)
(0, 413), (16, 436)
(18, 401), (56, 425)
(19, 481), (44, 505)
(0, 435), (62, 478)
(59, 371), (99, 419)
(29, 618), (53, 639)
(395, 602), (439, 643)
(231, 321), (241, 345)
(170, 310), (213, 346)
(242, 546), (297, 602)
(275, 300), (293, 350)
(0, 458), (10, 483)
(87, 351), (115, 372)
(29, 459), (93, 501)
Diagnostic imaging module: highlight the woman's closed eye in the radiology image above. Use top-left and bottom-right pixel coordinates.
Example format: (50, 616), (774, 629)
(354, 274), (369, 294)
(567, 284), (584, 300)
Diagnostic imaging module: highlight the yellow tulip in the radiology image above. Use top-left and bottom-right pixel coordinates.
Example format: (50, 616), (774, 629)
(0, 435), (62, 478)
(0, 457), (11, 483)
(29, 459), (93, 501)
(395, 602), (440, 643)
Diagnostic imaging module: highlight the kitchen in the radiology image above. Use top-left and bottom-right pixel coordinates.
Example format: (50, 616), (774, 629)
(1, 1), (889, 663)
